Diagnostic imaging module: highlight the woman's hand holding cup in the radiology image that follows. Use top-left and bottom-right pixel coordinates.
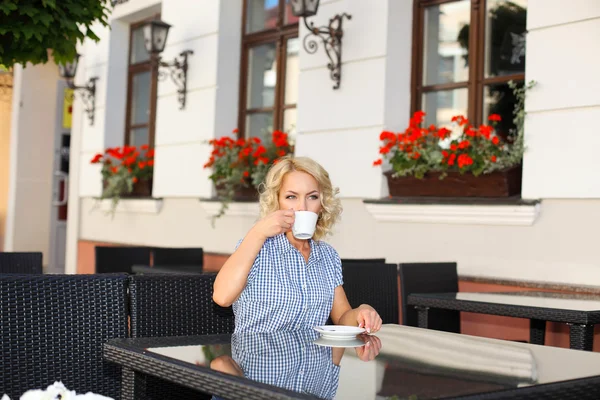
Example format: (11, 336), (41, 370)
(254, 210), (295, 239)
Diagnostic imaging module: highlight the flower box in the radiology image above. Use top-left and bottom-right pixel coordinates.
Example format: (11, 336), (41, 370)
(384, 165), (522, 198)
(102, 178), (153, 198)
(122, 178), (153, 198)
(374, 82), (533, 200)
(215, 183), (258, 201)
(232, 185), (259, 201)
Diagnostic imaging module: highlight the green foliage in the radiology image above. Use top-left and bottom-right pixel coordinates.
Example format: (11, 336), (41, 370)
(203, 130), (293, 225)
(0, 0), (111, 67)
(90, 145), (155, 216)
(375, 82), (535, 178)
(501, 79), (536, 168)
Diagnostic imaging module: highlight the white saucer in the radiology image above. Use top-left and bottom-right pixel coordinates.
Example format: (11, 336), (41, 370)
(313, 325), (365, 340)
(313, 337), (365, 348)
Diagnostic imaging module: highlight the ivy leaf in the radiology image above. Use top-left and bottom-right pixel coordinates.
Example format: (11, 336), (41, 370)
(86, 28), (100, 42)
(38, 13), (53, 27)
(42, 0), (57, 9)
(0, 2), (17, 15)
(19, 4), (39, 18)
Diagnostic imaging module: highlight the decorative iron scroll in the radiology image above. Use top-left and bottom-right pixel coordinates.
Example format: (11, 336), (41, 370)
(156, 50), (193, 109)
(68, 77), (98, 125)
(302, 13), (351, 89)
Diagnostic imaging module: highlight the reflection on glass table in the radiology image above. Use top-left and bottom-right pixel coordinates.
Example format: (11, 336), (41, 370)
(231, 330), (340, 399)
(150, 329), (379, 400)
(112, 324), (600, 400)
(214, 330), (380, 400)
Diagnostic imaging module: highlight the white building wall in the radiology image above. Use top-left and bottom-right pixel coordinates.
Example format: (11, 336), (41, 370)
(522, 0), (600, 198)
(69, 0), (600, 286)
(4, 62), (59, 265)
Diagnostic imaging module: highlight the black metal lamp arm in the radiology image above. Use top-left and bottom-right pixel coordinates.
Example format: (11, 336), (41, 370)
(302, 13), (351, 89)
(156, 50), (194, 110)
(67, 77), (98, 125)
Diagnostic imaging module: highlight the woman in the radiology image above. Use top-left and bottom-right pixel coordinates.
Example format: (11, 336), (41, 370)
(213, 156), (382, 334)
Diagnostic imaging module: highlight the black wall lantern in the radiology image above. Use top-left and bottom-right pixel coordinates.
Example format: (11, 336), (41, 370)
(58, 54), (98, 125)
(142, 19), (193, 109)
(290, 0), (351, 89)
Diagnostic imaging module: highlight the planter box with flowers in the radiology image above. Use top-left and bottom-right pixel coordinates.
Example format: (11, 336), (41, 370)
(374, 81), (532, 198)
(90, 145), (155, 213)
(203, 129), (293, 222)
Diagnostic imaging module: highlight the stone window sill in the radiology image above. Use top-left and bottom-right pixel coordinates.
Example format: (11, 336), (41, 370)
(363, 197), (540, 226)
(98, 197), (163, 214)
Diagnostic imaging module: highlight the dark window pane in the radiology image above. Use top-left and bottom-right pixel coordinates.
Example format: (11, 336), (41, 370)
(422, 88), (468, 127)
(247, 43), (277, 109)
(246, 112), (274, 142)
(129, 127), (149, 147)
(130, 71), (151, 125)
(284, 0), (300, 25)
(485, 0), (527, 78)
(284, 38), (299, 105)
(483, 82), (522, 138)
(423, 1), (470, 86)
(130, 26), (150, 64)
(246, 0), (279, 34)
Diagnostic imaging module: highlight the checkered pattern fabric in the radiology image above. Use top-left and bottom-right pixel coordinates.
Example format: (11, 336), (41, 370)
(232, 330), (340, 399)
(233, 234), (344, 333)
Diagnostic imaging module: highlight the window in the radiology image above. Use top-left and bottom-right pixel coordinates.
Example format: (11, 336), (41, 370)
(125, 17), (159, 148)
(239, 0), (299, 142)
(412, 0), (527, 136)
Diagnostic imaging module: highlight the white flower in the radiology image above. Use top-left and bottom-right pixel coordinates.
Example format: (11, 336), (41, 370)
(448, 123), (463, 141)
(20, 382), (73, 400)
(12, 383), (114, 400)
(438, 137), (452, 149)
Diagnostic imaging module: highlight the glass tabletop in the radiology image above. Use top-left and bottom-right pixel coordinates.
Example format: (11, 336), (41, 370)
(145, 324), (600, 400)
(426, 291), (600, 312)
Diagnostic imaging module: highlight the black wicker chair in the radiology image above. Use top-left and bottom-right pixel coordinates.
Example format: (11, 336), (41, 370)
(399, 262), (460, 333)
(0, 274), (129, 399)
(152, 247), (204, 269)
(129, 273), (234, 338)
(342, 263), (399, 324)
(128, 274), (235, 399)
(95, 246), (151, 274)
(0, 252), (43, 274)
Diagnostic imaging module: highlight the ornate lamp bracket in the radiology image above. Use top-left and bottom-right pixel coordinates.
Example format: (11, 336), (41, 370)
(68, 77), (98, 125)
(156, 50), (194, 109)
(302, 13), (352, 89)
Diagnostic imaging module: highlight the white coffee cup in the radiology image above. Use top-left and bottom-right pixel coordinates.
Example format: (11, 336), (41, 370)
(292, 211), (318, 240)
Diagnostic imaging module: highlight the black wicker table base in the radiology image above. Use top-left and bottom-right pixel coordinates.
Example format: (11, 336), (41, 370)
(409, 291), (600, 351)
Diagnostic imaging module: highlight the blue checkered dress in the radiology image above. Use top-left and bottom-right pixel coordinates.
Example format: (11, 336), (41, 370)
(232, 329), (340, 399)
(232, 233), (344, 333)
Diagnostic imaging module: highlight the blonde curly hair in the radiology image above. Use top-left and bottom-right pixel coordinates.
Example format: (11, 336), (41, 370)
(258, 156), (342, 241)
